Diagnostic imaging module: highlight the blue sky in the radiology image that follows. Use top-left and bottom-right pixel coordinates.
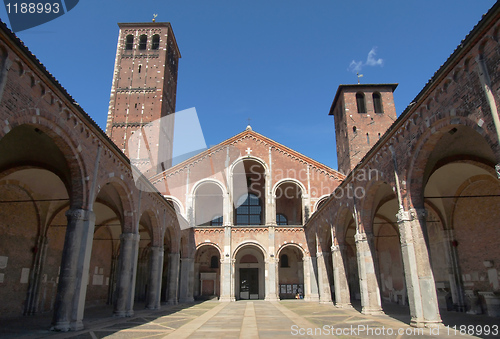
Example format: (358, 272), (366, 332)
(0, 0), (496, 170)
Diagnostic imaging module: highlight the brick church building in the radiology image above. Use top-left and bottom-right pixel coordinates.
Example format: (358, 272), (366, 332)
(0, 1), (500, 333)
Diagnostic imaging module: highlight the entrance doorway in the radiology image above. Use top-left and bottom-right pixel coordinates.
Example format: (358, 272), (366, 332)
(239, 268), (258, 299)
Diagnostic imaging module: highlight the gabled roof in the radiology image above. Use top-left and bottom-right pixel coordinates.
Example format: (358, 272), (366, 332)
(149, 128), (344, 181)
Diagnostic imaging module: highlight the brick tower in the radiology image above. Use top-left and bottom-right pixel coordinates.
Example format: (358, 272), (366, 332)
(329, 84), (397, 175)
(106, 22), (180, 172)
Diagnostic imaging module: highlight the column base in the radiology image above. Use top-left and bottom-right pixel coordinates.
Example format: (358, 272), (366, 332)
(320, 300), (334, 305)
(219, 296), (235, 302)
(361, 307), (384, 315)
(50, 321), (70, 332)
(179, 297), (194, 303)
(410, 318), (442, 328)
(265, 296), (279, 302)
(304, 294), (320, 302)
(335, 302), (353, 309)
(70, 320), (84, 331)
(113, 310), (127, 317)
(165, 300), (178, 305)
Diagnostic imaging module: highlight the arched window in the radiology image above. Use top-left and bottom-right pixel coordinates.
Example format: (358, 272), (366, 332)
(356, 92), (366, 113)
(152, 34), (160, 50)
(210, 255), (219, 268)
(353, 126), (357, 133)
(373, 92), (383, 113)
(235, 193), (262, 225)
(211, 215), (223, 226)
(139, 35), (147, 50)
(125, 35), (134, 50)
(276, 213), (288, 225)
(280, 254), (289, 268)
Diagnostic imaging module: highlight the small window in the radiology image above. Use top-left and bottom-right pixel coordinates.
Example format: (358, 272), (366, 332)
(139, 35), (147, 50)
(152, 34), (160, 50)
(280, 254), (289, 268)
(211, 215), (223, 226)
(276, 213), (288, 225)
(125, 35), (134, 50)
(373, 92), (383, 113)
(366, 133), (370, 144)
(356, 92), (366, 113)
(210, 256), (219, 268)
(353, 126), (357, 133)
(138, 65), (142, 73)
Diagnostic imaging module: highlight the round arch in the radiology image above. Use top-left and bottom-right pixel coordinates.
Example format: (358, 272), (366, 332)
(233, 241), (267, 300)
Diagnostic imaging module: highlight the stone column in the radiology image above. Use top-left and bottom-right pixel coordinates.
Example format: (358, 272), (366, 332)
(146, 246), (163, 310)
(220, 225), (234, 301)
(317, 252), (333, 303)
(303, 256), (319, 302)
(166, 252), (180, 305)
(331, 245), (351, 308)
(355, 232), (383, 315)
(397, 208), (441, 327)
(194, 262), (200, 298)
(265, 226), (278, 301)
(179, 258), (194, 303)
(265, 257), (278, 301)
(114, 232), (140, 317)
(52, 209), (96, 331)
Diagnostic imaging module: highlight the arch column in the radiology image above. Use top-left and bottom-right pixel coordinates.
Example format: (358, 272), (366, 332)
(355, 232), (383, 315)
(146, 246), (163, 310)
(265, 226), (278, 301)
(166, 252), (180, 304)
(179, 257), (194, 303)
(114, 232), (140, 317)
(52, 208), (96, 331)
(317, 251), (332, 303)
(397, 208), (441, 327)
(220, 226), (234, 301)
(331, 245), (351, 308)
(303, 256), (319, 302)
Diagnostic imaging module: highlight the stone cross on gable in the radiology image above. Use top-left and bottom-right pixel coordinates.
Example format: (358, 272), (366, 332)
(245, 147), (252, 156)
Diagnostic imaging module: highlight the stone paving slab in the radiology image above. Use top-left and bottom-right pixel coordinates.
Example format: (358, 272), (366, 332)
(1, 300), (499, 338)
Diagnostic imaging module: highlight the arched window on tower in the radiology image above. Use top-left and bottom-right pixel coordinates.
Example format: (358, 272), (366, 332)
(125, 35), (134, 50)
(373, 92), (383, 113)
(356, 92), (366, 113)
(139, 34), (147, 50)
(280, 254), (289, 268)
(152, 34), (160, 50)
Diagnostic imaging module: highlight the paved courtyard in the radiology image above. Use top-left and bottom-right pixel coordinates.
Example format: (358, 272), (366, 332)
(1, 301), (498, 339)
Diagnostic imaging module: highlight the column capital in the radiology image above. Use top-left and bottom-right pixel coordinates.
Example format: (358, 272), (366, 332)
(495, 163), (500, 179)
(331, 244), (345, 252)
(354, 232), (367, 243)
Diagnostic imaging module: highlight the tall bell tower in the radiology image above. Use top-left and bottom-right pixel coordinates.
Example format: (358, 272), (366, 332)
(106, 21), (180, 172)
(329, 84), (398, 175)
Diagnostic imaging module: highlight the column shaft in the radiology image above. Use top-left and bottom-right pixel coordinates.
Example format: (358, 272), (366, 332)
(355, 232), (383, 315)
(166, 253), (180, 305)
(146, 246), (163, 309)
(397, 209), (441, 327)
(52, 209), (96, 331)
(331, 245), (351, 308)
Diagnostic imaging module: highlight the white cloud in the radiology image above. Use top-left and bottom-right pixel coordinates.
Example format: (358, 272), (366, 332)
(348, 47), (384, 73)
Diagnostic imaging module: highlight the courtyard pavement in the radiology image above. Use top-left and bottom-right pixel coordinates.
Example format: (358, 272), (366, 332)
(0, 300), (498, 339)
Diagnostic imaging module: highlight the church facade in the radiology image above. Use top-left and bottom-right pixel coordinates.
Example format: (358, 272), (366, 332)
(0, 1), (499, 333)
